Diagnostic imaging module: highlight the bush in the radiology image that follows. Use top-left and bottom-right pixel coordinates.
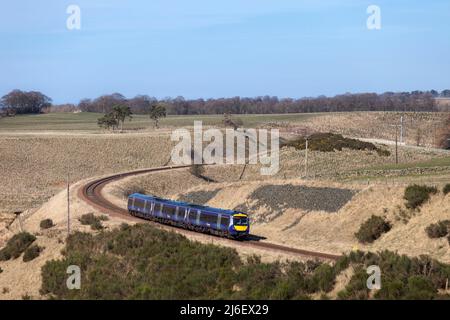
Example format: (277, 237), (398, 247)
(283, 132), (390, 156)
(405, 276), (436, 300)
(404, 185), (438, 210)
(355, 215), (392, 244)
(425, 221), (450, 239)
(0, 232), (36, 261)
(40, 219), (54, 229)
(444, 184), (450, 195)
(79, 213), (104, 230)
(23, 245), (43, 262)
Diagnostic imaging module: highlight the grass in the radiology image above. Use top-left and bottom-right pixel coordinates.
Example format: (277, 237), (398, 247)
(0, 112), (320, 132)
(367, 157), (450, 171)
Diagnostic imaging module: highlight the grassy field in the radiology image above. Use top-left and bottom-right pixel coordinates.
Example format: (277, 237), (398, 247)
(368, 156), (450, 170)
(0, 112), (319, 131)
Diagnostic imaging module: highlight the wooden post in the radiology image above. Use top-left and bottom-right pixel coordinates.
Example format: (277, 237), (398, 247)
(67, 172), (70, 235)
(304, 138), (308, 179)
(395, 125), (398, 164)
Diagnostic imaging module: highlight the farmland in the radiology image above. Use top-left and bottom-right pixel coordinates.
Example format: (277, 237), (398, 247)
(0, 111), (449, 299)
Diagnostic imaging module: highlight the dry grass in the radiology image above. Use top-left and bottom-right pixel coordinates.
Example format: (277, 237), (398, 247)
(271, 112), (448, 148)
(0, 133), (174, 213)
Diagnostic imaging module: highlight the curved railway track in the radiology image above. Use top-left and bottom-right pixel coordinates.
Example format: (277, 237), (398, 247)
(79, 165), (341, 261)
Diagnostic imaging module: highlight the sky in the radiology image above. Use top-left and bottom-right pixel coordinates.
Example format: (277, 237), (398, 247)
(1, 0), (449, 104)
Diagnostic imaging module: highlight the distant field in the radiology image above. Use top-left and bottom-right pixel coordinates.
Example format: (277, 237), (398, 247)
(368, 156), (450, 170)
(0, 112), (319, 132)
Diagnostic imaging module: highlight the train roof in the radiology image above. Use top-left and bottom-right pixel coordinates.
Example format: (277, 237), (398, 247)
(129, 193), (246, 216)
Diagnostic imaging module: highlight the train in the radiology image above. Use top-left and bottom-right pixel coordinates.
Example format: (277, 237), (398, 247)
(127, 193), (250, 239)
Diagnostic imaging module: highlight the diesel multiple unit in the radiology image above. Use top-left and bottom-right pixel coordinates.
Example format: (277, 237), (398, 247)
(127, 193), (250, 239)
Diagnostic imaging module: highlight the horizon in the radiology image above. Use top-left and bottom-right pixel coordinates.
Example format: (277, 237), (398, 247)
(1, 0), (450, 104)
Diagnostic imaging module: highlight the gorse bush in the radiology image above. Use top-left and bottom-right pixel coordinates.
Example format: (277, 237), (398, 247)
(40, 224), (450, 300)
(40, 219), (54, 230)
(404, 185), (438, 210)
(425, 220), (450, 239)
(355, 215), (392, 244)
(23, 245), (43, 262)
(78, 213), (104, 230)
(340, 250), (450, 300)
(0, 232), (36, 261)
(443, 184), (450, 195)
(41, 224), (341, 300)
(283, 132), (390, 156)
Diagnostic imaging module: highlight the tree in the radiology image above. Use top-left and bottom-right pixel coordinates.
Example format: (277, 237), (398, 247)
(97, 113), (118, 130)
(0, 90), (52, 114)
(112, 104), (132, 131)
(147, 103), (166, 128)
(441, 90), (450, 97)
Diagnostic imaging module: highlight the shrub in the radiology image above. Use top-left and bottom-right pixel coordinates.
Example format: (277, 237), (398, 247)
(405, 276), (437, 300)
(425, 221), (450, 239)
(79, 213), (104, 230)
(283, 132), (390, 156)
(355, 215), (392, 243)
(23, 245), (43, 262)
(40, 219), (54, 229)
(444, 184), (450, 195)
(404, 185), (438, 210)
(0, 232), (36, 261)
(310, 264), (336, 293)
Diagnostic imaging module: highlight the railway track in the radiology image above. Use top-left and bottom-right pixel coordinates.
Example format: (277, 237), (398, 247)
(79, 165), (341, 261)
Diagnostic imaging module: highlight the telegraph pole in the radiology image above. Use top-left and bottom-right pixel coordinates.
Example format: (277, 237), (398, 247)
(390, 124), (401, 164)
(304, 137), (309, 178)
(67, 171), (70, 235)
(400, 116), (404, 145)
(395, 125), (398, 164)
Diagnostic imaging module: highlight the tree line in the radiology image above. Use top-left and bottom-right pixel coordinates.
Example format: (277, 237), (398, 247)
(2, 89), (450, 117)
(78, 91), (447, 115)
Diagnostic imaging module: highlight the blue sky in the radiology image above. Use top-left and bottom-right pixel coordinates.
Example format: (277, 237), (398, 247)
(1, 0), (449, 104)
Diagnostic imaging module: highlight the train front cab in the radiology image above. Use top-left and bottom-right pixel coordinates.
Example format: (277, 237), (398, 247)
(230, 213), (250, 238)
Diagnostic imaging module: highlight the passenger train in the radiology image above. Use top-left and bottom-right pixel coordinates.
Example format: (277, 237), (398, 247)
(127, 193), (250, 239)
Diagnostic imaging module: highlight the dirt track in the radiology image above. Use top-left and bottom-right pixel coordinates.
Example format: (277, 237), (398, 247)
(78, 165), (341, 261)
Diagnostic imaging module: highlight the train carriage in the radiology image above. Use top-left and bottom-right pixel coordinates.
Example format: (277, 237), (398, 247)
(127, 193), (250, 239)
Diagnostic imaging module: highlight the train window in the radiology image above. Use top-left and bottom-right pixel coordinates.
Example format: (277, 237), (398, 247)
(134, 198), (145, 209)
(163, 205), (176, 216)
(188, 210), (197, 222)
(200, 213), (217, 225)
(220, 216), (230, 227)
